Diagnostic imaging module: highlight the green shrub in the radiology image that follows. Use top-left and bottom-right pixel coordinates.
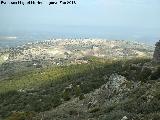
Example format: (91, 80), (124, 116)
(62, 90), (71, 101)
(74, 85), (81, 97)
(79, 93), (85, 100)
(139, 67), (152, 82)
(88, 107), (100, 113)
(69, 110), (79, 116)
(6, 112), (35, 120)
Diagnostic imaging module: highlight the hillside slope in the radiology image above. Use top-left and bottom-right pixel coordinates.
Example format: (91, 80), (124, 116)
(0, 58), (160, 120)
(0, 40), (159, 120)
(34, 59), (160, 120)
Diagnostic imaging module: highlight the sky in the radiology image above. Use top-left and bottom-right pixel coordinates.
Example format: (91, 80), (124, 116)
(0, 0), (160, 44)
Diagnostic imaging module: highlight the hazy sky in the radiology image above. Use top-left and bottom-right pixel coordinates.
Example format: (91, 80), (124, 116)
(0, 0), (160, 43)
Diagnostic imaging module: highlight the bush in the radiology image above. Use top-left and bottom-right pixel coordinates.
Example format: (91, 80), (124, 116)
(62, 90), (71, 101)
(88, 107), (100, 113)
(6, 112), (35, 120)
(79, 93), (85, 100)
(139, 67), (152, 82)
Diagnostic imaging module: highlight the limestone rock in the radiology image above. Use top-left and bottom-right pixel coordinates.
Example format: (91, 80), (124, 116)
(153, 40), (160, 63)
(121, 116), (128, 120)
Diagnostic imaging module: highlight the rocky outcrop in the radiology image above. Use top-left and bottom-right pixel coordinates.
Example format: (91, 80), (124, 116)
(153, 40), (160, 63)
(36, 74), (136, 120)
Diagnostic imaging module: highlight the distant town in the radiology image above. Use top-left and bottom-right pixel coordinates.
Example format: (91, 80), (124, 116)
(0, 39), (154, 66)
